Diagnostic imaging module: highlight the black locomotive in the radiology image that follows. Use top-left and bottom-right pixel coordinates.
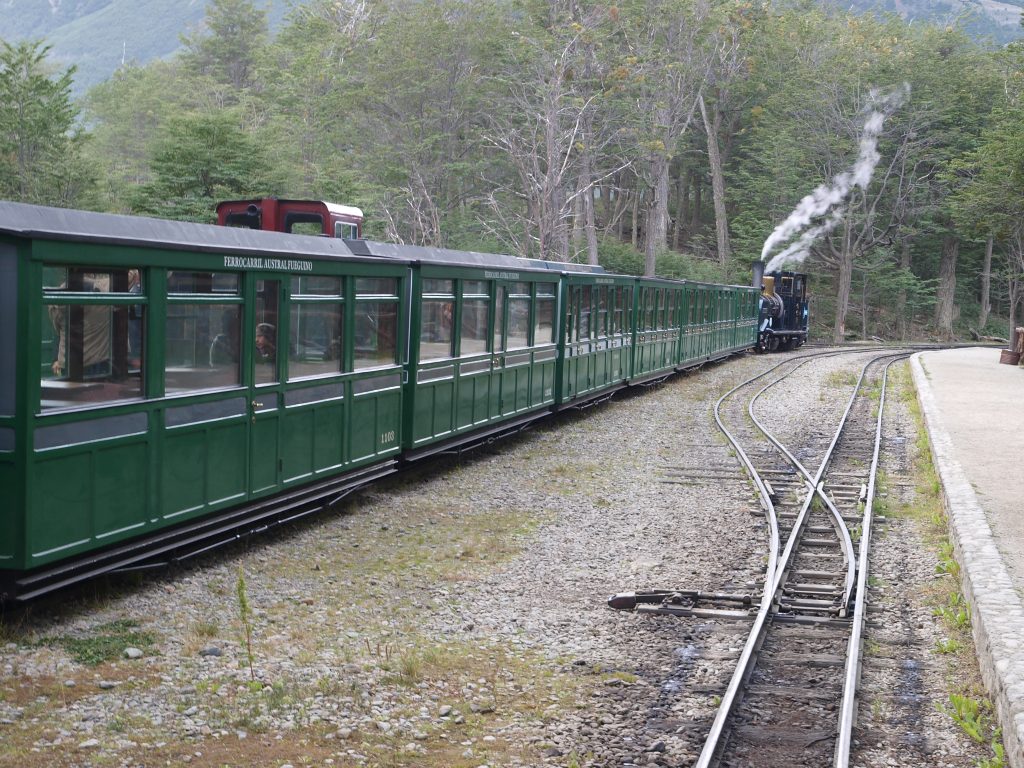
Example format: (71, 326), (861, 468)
(752, 260), (809, 352)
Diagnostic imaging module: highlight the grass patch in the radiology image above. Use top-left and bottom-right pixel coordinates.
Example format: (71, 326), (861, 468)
(824, 369), (859, 388)
(37, 618), (156, 666)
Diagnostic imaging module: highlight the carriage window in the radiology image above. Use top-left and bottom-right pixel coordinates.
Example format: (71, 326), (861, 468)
(289, 277), (343, 380)
(460, 281), (489, 356)
(595, 287), (608, 337)
(292, 276), (342, 296)
(644, 289), (656, 331)
(780, 277), (793, 295)
(354, 302), (398, 369)
(534, 283), (555, 344)
(356, 278), (398, 296)
(508, 283), (531, 350)
(165, 271), (241, 394)
(494, 286), (506, 351)
(0, 246), (14, 416)
(334, 221), (359, 239)
(354, 277), (399, 368)
(169, 271), (238, 294)
(41, 266), (146, 411)
(420, 279), (455, 361)
(577, 286), (591, 340)
(285, 212), (325, 236)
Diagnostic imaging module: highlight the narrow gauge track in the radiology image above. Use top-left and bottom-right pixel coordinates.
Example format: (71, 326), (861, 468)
(706, 350), (908, 767)
(610, 347), (909, 766)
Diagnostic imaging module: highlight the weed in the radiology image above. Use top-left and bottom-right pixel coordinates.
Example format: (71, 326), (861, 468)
(192, 619), (219, 639)
(977, 733), (1005, 768)
(936, 539), (961, 579)
(870, 698), (887, 721)
(236, 568), (256, 681)
(938, 694), (990, 743)
(935, 638), (963, 654)
(933, 592), (970, 630)
(396, 651), (423, 685)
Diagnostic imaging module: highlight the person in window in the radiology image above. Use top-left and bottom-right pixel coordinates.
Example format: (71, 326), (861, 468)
(48, 274), (112, 378)
(209, 310), (240, 367)
(255, 323), (276, 363)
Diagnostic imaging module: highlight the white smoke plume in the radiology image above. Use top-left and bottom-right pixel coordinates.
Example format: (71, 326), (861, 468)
(761, 83), (910, 272)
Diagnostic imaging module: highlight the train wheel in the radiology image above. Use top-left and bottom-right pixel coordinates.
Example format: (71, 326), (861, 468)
(768, 336), (781, 352)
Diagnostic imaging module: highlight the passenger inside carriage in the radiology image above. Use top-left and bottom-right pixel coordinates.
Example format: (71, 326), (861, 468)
(255, 323), (277, 363)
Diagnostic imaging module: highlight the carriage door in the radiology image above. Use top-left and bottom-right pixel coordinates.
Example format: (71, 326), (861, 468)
(248, 274), (284, 495)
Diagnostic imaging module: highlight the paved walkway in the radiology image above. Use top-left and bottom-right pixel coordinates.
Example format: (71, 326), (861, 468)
(911, 347), (1024, 767)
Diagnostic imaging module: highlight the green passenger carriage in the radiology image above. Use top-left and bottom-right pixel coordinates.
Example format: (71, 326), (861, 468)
(0, 200), (761, 601)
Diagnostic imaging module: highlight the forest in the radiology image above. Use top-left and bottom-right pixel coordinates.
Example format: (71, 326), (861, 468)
(1, 0), (1023, 344)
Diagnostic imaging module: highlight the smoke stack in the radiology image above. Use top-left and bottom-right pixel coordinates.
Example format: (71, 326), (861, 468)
(751, 260), (765, 290)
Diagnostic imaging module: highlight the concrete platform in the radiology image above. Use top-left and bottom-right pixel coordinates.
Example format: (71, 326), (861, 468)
(911, 347), (1024, 766)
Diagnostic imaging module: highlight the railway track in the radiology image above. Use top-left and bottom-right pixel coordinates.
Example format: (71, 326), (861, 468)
(610, 348), (909, 767)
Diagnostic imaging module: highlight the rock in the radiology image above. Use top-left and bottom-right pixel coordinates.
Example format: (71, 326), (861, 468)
(124, 647), (144, 659)
(438, 705), (453, 717)
(646, 740), (666, 752)
(198, 647), (222, 657)
(335, 728), (353, 740)
(78, 738), (100, 749)
(98, 681), (118, 690)
(63, 679), (76, 688)
(183, 706), (198, 717)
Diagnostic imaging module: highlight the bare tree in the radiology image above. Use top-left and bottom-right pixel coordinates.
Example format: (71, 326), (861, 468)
(616, 0), (712, 275)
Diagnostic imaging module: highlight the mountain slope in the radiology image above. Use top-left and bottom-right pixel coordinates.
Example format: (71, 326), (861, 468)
(3, 0), (1022, 96)
(826, 0), (1024, 44)
(1, 0), (292, 94)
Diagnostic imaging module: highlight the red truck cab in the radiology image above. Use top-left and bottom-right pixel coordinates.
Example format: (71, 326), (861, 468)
(216, 198), (363, 239)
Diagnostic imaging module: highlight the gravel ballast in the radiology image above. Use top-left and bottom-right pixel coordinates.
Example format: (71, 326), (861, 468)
(0, 351), (994, 767)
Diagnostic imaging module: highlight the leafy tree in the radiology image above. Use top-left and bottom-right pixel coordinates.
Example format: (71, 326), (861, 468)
(0, 39), (94, 206)
(130, 110), (279, 221)
(180, 0), (268, 91)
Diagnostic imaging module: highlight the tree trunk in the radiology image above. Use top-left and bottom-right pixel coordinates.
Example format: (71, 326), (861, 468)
(934, 234), (959, 339)
(832, 220), (854, 344)
(978, 234), (993, 331)
(699, 95), (731, 267)
(689, 174), (702, 235)
(673, 171), (687, 251)
(895, 240), (911, 341)
(644, 153), (670, 276)
(578, 144), (599, 266)
(860, 271), (868, 340)
(572, 183), (583, 259)
(631, 187), (641, 249)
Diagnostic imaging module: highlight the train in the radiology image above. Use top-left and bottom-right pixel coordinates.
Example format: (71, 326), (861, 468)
(0, 198), (807, 601)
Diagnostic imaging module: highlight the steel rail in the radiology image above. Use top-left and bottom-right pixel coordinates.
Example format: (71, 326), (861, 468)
(696, 349), (907, 768)
(695, 348), (864, 768)
(747, 357), (857, 613)
(834, 355), (907, 767)
(749, 351), (909, 611)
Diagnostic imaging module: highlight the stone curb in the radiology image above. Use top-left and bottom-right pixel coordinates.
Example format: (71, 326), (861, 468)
(911, 352), (1024, 767)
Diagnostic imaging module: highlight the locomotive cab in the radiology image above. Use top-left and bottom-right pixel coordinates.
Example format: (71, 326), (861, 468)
(216, 198), (364, 240)
(753, 262), (809, 352)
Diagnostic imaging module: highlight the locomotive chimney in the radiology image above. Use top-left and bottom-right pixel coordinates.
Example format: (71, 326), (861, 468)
(751, 260), (765, 290)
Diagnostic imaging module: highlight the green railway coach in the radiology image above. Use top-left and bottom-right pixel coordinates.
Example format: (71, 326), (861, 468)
(0, 202), (409, 597)
(345, 240), (564, 457)
(0, 200), (761, 601)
